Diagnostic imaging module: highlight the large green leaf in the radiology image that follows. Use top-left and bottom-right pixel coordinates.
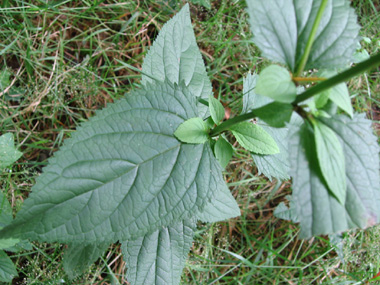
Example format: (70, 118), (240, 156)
(273, 195), (299, 223)
(197, 184), (240, 223)
(63, 242), (109, 279)
(313, 120), (346, 204)
(0, 133), (22, 169)
(0, 81), (227, 243)
(121, 219), (195, 285)
(0, 251), (17, 283)
(288, 114), (380, 238)
(141, 4), (212, 118)
(246, 0), (360, 71)
(0, 191), (19, 250)
(0, 191), (12, 228)
(251, 124), (290, 181)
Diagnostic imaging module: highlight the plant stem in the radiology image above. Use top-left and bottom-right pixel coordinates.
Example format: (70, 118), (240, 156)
(209, 110), (257, 137)
(294, 52), (380, 104)
(210, 52), (380, 136)
(197, 98), (209, 106)
(294, 0), (329, 76)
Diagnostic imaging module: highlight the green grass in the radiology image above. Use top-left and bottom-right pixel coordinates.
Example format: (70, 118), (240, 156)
(1, 0), (379, 284)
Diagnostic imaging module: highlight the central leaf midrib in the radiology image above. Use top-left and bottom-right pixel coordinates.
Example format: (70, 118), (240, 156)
(117, 144), (205, 239)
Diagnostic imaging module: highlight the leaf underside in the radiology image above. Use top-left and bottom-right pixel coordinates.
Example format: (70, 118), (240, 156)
(273, 195), (299, 223)
(63, 242), (109, 279)
(122, 219), (195, 285)
(289, 114), (380, 238)
(197, 183), (240, 223)
(247, 0), (360, 71)
(141, 4), (212, 118)
(0, 81), (227, 244)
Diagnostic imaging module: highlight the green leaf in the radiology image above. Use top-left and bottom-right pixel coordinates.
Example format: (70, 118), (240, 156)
(0, 68), (24, 101)
(242, 72), (272, 114)
(214, 137), (233, 169)
(251, 124), (290, 181)
(197, 184), (240, 223)
(314, 90), (330, 109)
(0, 81), (227, 243)
(141, 4), (212, 118)
(321, 114), (380, 225)
(273, 195), (299, 223)
(189, 0), (211, 9)
(0, 133), (22, 169)
(122, 219), (195, 285)
(288, 114), (380, 238)
(0, 192), (22, 252)
(0, 69), (10, 90)
(205, 117), (215, 129)
(230, 122), (279, 155)
(209, 96), (225, 125)
(0, 239), (19, 251)
(313, 120), (346, 204)
(0, 191), (12, 228)
(329, 83), (353, 118)
(0, 251), (17, 282)
(63, 242), (109, 279)
(253, 102), (293, 128)
(174, 117), (209, 144)
(255, 65), (296, 103)
(246, 0), (360, 71)
(4, 240), (33, 253)
(353, 49), (370, 63)
(316, 71), (353, 117)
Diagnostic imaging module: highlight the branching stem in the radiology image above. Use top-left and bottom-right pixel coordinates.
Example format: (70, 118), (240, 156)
(294, 52), (380, 104)
(209, 110), (257, 137)
(210, 52), (380, 137)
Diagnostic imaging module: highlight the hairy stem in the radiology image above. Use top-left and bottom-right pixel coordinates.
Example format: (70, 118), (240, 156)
(294, 52), (380, 104)
(294, 0), (329, 76)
